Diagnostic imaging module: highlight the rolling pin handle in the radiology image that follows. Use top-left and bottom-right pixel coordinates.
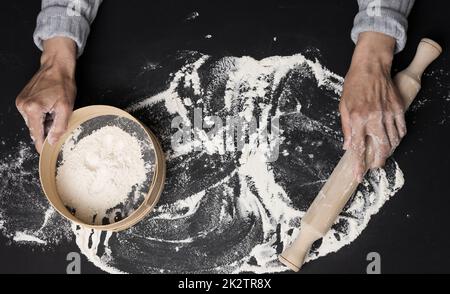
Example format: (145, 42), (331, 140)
(279, 223), (322, 272)
(406, 38), (442, 82)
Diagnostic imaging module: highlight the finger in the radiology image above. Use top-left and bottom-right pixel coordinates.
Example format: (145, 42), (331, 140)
(390, 87), (407, 138)
(350, 124), (366, 183)
(26, 108), (46, 153)
(47, 102), (72, 145)
(395, 113), (407, 138)
(339, 102), (352, 150)
(384, 115), (399, 153)
(17, 108), (29, 128)
(367, 121), (391, 169)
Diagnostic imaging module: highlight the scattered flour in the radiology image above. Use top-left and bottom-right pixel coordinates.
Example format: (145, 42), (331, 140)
(13, 231), (47, 245)
(71, 51), (405, 273)
(0, 142), (74, 246)
(0, 49), (418, 273)
(185, 11), (199, 21)
(56, 126), (148, 224)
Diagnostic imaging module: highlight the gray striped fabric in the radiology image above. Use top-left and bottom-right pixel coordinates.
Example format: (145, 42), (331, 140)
(351, 0), (415, 53)
(33, 1), (415, 57)
(33, 0), (102, 57)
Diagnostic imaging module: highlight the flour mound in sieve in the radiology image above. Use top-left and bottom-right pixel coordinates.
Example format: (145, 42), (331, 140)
(56, 126), (148, 224)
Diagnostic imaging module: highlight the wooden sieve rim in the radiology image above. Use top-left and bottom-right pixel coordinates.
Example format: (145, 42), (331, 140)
(39, 105), (166, 232)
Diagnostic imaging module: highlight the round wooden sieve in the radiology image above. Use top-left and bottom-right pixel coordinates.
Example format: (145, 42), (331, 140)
(39, 105), (166, 232)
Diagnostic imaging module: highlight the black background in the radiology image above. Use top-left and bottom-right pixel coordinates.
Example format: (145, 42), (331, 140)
(0, 0), (449, 274)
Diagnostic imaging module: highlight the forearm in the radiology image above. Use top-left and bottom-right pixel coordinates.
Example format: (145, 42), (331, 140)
(41, 37), (77, 78)
(350, 32), (395, 72)
(34, 0), (103, 57)
(351, 0), (415, 53)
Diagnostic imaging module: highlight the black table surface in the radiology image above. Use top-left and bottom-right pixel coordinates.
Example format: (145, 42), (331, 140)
(1, 0), (449, 274)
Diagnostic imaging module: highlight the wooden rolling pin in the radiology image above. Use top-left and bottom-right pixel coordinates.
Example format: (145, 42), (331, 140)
(279, 38), (442, 272)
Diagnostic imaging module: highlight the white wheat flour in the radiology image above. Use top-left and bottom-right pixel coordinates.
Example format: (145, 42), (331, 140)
(56, 125), (147, 224)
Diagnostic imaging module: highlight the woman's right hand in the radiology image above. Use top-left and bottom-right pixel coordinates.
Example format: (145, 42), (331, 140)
(339, 32), (407, 182)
